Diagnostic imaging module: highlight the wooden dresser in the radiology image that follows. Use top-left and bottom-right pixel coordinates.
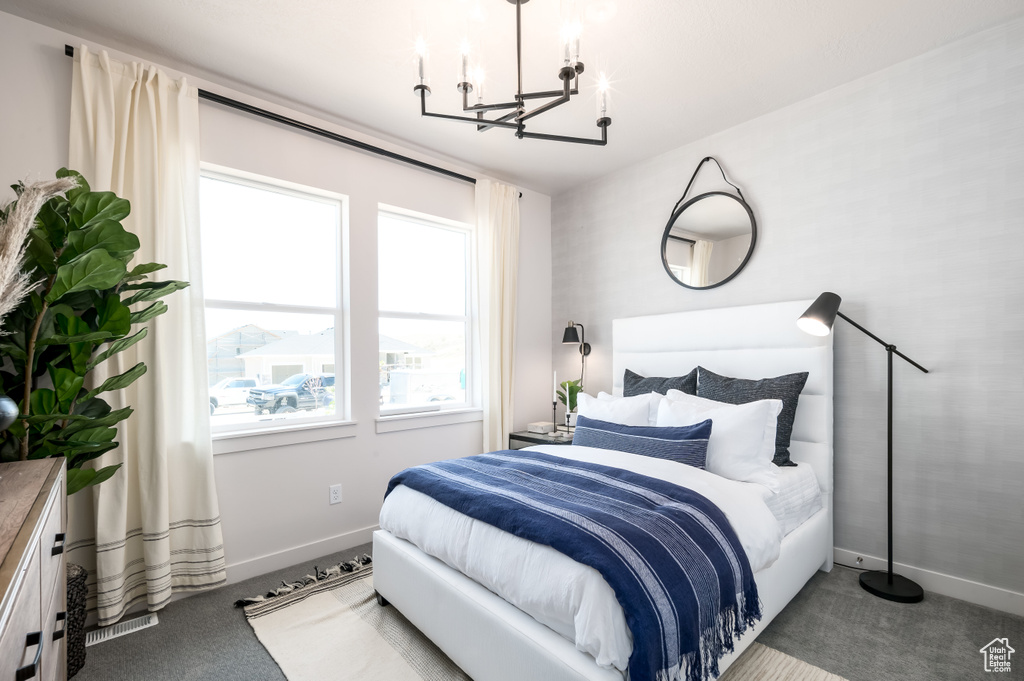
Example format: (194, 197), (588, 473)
(0, 459), (67, 681)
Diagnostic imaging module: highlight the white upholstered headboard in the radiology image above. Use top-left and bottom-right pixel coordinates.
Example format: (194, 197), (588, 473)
(612, 300), (833, 564)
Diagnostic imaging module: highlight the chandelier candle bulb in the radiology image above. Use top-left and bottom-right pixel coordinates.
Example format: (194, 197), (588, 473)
(597, 74), (609, 118)
(459, 41), (470, 86)
(414, 37), (428, 84)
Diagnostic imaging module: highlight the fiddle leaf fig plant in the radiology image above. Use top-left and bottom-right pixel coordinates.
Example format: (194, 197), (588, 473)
(557, 379), (583, 413)
(0, 168), (189, 494)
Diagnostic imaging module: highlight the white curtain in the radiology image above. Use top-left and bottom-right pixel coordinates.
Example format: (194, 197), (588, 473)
(66, 46), (225, 626)
(475, 180), (520, 453)
(690, 239), (714, 287)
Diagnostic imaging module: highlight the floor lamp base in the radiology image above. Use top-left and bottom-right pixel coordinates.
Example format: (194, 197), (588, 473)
(859, 570), (924, 603)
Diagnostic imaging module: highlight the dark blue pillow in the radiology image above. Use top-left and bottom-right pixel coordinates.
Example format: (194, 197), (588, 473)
(572, 415), (712, 469)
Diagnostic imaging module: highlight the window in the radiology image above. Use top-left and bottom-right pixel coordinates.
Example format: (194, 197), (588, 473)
(378, 208), (472, 414)
(200, 169), (346, 434)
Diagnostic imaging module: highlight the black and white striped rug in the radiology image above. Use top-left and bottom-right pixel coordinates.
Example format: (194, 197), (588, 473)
(237, 559), (846, 681)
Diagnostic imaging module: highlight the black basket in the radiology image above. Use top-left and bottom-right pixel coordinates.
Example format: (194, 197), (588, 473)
(67, 563), (87, 678)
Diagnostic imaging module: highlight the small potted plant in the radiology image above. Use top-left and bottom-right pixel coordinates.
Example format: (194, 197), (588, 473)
(557, 379), (582, 428)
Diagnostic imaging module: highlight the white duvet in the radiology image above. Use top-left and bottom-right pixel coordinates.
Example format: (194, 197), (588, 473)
(378, 444), (783, 672)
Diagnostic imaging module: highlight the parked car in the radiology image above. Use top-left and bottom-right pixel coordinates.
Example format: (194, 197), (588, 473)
(247, 374), (335, 414)
(209, 377), (259, 414)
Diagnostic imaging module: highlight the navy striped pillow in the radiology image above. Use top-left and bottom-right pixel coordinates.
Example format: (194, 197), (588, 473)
(572, 415), (712, 469)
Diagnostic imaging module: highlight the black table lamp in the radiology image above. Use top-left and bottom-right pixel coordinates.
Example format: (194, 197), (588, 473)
(562, 321), (591, 385)
(798, 292), (928, 603)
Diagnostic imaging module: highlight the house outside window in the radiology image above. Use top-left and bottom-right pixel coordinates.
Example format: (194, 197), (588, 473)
(378, 207), (473, 414)
(200, 169), (347, 433)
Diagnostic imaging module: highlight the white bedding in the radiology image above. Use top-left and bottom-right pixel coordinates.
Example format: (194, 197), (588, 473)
(762, 463), (822, 536)
(378, 444), (784, 672)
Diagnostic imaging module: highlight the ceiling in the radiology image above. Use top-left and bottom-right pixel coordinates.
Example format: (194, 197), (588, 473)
(3, 0), (1023, 195)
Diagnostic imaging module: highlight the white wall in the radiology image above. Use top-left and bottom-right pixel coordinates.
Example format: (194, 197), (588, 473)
(0, 11), (552, 582)
(552, 17), (1024, 600)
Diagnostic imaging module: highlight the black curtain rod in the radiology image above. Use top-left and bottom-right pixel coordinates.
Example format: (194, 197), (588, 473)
(667, 234), (696, 245)
(64, 44), (479, 187)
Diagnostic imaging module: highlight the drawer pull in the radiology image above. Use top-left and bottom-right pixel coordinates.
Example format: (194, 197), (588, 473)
(51, 532), (66, 556)
(15, 631), (42, 681)
(53, 611), (67, 641)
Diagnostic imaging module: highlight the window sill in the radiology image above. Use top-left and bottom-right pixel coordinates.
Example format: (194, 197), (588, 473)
(375, 408), (483, 434)
(212, 420), (358, 455)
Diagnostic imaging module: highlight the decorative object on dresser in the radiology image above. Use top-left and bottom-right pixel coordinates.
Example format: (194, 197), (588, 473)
(661, 157), (756, 290)
(798, 291), (929, 604)
(0, 459), (68, 681)
(411, 0), (613, 147)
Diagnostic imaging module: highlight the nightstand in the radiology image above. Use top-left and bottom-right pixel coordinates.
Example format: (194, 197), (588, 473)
(509, 430), (574, 449)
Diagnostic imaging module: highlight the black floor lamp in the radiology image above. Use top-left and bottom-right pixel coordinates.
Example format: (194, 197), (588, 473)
(798, 292), (928, 603)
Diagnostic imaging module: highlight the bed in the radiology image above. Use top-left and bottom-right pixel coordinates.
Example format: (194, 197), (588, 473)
(372, 299), (833, 681)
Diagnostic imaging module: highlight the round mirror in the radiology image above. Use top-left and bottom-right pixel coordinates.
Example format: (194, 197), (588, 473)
(660, 191), (756, 290)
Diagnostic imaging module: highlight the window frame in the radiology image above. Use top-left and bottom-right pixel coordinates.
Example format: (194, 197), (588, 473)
(200, 165), (351, 439)
(376, 204), (476, 418)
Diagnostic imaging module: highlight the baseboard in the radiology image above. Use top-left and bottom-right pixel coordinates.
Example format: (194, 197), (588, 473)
(224, 524), (380, 585)
(833, 548), (1024, 617)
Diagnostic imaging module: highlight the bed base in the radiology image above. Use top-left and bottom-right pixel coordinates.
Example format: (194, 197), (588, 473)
(373, 505), (830, 681)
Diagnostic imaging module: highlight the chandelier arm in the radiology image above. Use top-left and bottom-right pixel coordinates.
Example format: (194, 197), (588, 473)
(518, 120), (609, 146)
(477, 110), (520, 132)
(463, 100), (522, 113)
(463, 86), (581, 114)
(423, 110), (522, 129)
(521, 86), (579, 100)
(517, 79), (571, 123)
(420, 89), (520, 129)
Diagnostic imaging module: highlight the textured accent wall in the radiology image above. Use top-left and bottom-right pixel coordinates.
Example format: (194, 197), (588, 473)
(552, 18), (1024, 594)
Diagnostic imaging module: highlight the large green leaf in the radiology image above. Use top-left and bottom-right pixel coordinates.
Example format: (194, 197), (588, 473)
(26, 228), (57, 275)
(61, 220), (140, 264)
(72, 396), (112, 418)
(54, 313), (97, 375)
(48, 366), (84, 411)
(68, 444), (121, 470)
(88, 328), (147, 371)
(124, 262), (167, 282)
(56, 168), (89, 204)
(67, 464), (121, 495)
(82, 362), (146, 401)
(34, 198), (69, 245)
(62, 406), (133, 435)
(45, 249), (127, 303)
(37, 331), (112, 347)
(96, 295), (131, 337)
(69, 191), (130, 230)
(29, 388), (56, 415)
(0, 341), (27, 362)
(129, 302), (167, 325)
(122, 280), (189, 306)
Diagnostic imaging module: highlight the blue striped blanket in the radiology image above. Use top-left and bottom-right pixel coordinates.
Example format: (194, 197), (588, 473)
(385, 450), (761, 681)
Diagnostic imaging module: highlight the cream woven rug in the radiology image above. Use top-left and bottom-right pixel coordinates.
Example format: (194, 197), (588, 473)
(239, 560), (846, 681)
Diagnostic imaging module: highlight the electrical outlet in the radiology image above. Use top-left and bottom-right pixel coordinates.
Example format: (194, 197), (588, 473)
(329, 484), (342, 505)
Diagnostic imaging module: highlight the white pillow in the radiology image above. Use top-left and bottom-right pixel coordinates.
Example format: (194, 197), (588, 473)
(597, 391), (663, 426)
(657, 392), (782, 491)
(577, 392), (658, 427)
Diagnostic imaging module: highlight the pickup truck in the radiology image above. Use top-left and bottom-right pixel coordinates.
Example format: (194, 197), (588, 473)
(209, 377), (259, 414)
(247, 373), (335, 414)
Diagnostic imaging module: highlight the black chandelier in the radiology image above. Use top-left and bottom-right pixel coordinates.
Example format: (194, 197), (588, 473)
(412, 0), (612, 146)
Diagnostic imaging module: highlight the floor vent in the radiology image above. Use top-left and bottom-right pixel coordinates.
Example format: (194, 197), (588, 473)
(85, 613), (159, 646)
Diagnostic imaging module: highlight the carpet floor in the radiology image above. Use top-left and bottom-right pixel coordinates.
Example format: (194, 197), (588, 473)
(76, 550), (1023, 681)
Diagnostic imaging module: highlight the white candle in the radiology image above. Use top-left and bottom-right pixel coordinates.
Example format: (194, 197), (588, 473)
(553, 370), (557, 402)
